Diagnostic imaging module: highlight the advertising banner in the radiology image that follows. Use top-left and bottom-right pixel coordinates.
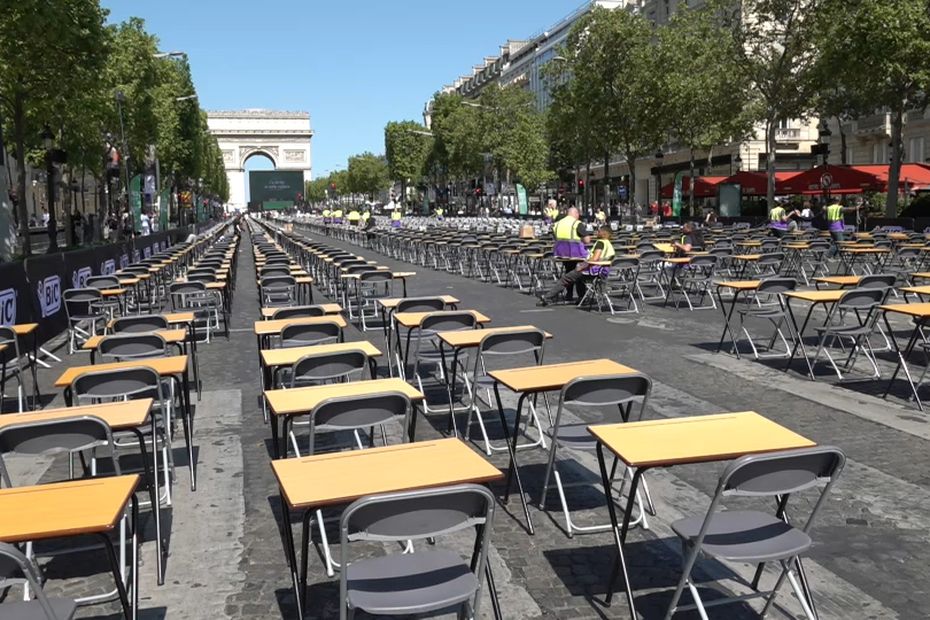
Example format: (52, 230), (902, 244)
(516, 184), (528, 215)
(0, 261), (34, 328)
(23, 253), (68, 345)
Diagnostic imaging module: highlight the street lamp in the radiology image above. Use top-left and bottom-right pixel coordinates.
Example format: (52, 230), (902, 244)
(114, 90), (132, 236)
(153, 51), (187, 59)
(817, 120), (832, 166)
(654, 150), (664, 216)
(175, 94), (197, 102)
(734, 152), (742, 172)
(41, 125), (58, 252)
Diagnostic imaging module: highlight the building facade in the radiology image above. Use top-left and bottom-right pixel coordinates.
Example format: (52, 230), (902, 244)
(826, 110), (929, 168)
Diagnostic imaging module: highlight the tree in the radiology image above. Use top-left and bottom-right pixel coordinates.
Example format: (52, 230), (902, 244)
(0, 0), (109, 255)
(428, 93), (484, 183)
(818, 0), (930, 215)
(657, 4), (753, 215)
(384, 120), (432, 205)
(726, 0), (827, 208)
(477, 85), (552, 195)
(305, 176), (328, 203)
(561, 6), (664, 208)
(347, 152), (389, 199)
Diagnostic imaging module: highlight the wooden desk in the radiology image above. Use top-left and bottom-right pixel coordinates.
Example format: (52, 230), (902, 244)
(813, 275), (862, 288)
(393, 309), (491, 329)
(879, 303), (930, 410)
(0, 399), (152, 431)
(437, 325), (551, 349)
(260, 340), (382, 392)
(83, 329), (187, 351)
(0, 475), (141, 618)
(271, 439), (502, 617)
(377, 295), (460, 310)
(253, 315), (347, 337)
(784, 289), (846, 379)
(260, 303), (342, 319)
(588, 412), (814, 617)
(713, 281), (763, 359)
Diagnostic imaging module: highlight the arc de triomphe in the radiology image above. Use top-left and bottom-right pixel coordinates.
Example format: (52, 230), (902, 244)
(206, 109), (313, 211)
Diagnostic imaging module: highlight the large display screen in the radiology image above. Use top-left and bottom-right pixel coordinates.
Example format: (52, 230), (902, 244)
(249, 170), (303, 203)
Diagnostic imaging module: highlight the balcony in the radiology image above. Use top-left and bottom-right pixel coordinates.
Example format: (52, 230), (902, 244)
(854, 113), (891, 137)
(774, 127), (801, 141)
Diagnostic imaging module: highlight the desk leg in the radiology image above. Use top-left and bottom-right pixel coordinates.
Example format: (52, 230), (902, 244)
(716, 288), (744, 358)
(188, 323), (201, 401)
(30, 332), (39, 409)
(881, 315), (924, 410)
(278, 496), (303, 620)
(101, 495), (138, 620)
(442, 346), (460, 436)
(784, 301), (817, 379)
(494, 384), (534, 535)
(598, 442), (637, 619)
(131, 426), (163, 585)
(180, 370), (196, 491)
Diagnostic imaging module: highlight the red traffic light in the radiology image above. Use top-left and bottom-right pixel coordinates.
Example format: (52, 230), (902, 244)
(330, 183), (336, 190)
(577, 179), (585, 192)
(475, 186), (483, 196)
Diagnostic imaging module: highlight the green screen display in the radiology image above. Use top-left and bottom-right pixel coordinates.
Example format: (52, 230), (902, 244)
(249, 170), (303, 203)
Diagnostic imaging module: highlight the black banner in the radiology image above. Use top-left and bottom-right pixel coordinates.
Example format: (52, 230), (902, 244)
(0, 261), (35, 328)
(23, 253), (68, 345)
(63, 248), (99, 290)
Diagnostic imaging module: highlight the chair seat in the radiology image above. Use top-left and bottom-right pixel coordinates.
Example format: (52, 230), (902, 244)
(671, 510), (811, 563)
(346, 549), (477, 615)
(813, 324), (873, 337)
(0, 597), (77, 620)
(546, 422), (597, 448)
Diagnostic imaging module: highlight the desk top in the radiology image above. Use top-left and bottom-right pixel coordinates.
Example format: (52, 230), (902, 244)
(10, 323), (38, 336)
(714, 280), (761, 291)
(393, 310), (491, 329)
(881, 302), (930, 317)
(732, 254), (763, 261)
(785, 289), (845, 303)
(377, 295), (459, 310)
(82, 329), (187, 351)
(841, 247), (890, 254)
(0, 475), (140, 543)
(272, 438), (502, 510)
(100, 288), (126, 297)
(260, 341), (382, 367)
(254, 315), (348, 336)
(55, 354), (189, 388)
(813, 275), (862, 287)
(260, 304), (342, 319)
(489, 358), (637, 393)
(437, 325), (552, 349)
(265, 377), (424, 416)
(909, 272), (930, 280)
(0, 399), (152, 431)
(589, 411), (815, 468)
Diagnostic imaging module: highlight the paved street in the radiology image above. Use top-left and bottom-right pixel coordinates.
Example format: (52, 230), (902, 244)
(15, 223), (930, 619)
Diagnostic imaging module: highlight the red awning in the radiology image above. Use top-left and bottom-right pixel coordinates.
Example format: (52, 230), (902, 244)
(659, 176), (727, 199)
(775, 164), (885, 195)
(852, 164), (930, 191)
(719, 171), (801, 196)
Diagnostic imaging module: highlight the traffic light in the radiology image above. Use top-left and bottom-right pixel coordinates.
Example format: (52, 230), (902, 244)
(577, 179), (585, 193)
(475, 186), (483, 197)
(330, 182), (336, 191)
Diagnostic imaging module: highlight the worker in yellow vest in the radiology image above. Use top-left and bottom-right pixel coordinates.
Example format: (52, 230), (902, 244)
(347, 207), (361, 225)
(434, 206), (444, 220)
(548, 206), (591, 303)
(544, 198), (559, 223)
(322, 207), (331, 224)
(391, 209), (402, 228)
(540, 224), (613, 305)
(825, 198), (860, 250)
(769, 204), (790, 238)
(332, 207), (344, 224)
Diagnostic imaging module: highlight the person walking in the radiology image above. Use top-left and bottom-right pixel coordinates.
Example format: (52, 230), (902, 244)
(825, 198), (860, 249)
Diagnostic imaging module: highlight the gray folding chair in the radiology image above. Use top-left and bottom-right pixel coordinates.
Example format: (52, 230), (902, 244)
(354, 271), (394, 331)
(111, 314), (170, 333)
(408, 312), (477, 415)
(261, 275), (298, 308)
(810, 287), (887, 379)
(736, 277), (797, 359)
(463, 328), (549, 455)
(389, 297), (448, 375)
(603, 256), (640, 314)
(0, 542), (77, 619)
(539, 374), (654, 537)
(63, 288), (106, 354)
(665, 446), (845, 620)
(0, 326), (26, 413)
(270, 305), (326, 320)
(279, 320), (343, 348)
(338, 484), (495, 620)
(169, 281), (222, 343)
(97, 333), (169, 362)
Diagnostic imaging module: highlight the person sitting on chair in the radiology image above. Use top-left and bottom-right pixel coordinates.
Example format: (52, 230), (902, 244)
(538, 225), (614, 306)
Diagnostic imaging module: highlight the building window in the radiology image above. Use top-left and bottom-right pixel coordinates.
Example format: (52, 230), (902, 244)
(909, 137), (925, 163)
(845, 147), (853, 165)
(872, 142), (888, 164)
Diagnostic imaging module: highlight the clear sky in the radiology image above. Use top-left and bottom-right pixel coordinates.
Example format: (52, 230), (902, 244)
(102, 0), (582, 179)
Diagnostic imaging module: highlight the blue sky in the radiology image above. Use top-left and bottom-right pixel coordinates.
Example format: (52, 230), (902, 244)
(102, 0), (580, 179)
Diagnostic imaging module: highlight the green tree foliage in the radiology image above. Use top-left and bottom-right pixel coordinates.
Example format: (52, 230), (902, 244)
(347, 152), (390, 198)
(428, 93), (484, 182)
(817, 0), (930, 215)
(657, 3), (753, 212)
(384, 120), (432, 201)
(0, 0), (109, 255)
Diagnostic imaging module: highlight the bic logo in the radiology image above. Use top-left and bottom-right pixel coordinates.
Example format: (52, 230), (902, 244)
(0, 288), (16, 327)
(132, 250), (140, 263)
(38, 276), (61, 317)
(72, 266), (92, 289)
(119, 254), (130, 269)
(143, 246), (152, 258)
(101, 259), (116, 275)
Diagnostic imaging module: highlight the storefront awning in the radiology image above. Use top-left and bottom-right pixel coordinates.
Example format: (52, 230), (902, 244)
(659, 176), (727, 199)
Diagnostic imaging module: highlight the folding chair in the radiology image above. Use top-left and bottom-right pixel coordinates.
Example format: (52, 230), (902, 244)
(97, 333), (169, 362)
(354, 271), (393, 331)
(0, 326), (27, 413)
(736, 277), (797, 359)
(261, 275), (298, 308)
(810, 287), (887, 379)
(169, 282), (223, 343)
(0, 541), (78, 619)
(270, 305), (326, 320)
(753, 252), (784, 278)
(63, 288), (106, 354)
(0, 416), (135, 607)
(463, 328), (549, 455)
(111, 314), (170, 333)
(539, 374), (654, 537)
(671, 255), (718, 310)
(408, 312), (476, 415)
(389, 297), (449, 376)
(603, 257), (640, 314)
(338, 484), (495, 620)
(635, 250), (666, 301)
(665, 446), (845, 620)
(279, 321), (342, 348)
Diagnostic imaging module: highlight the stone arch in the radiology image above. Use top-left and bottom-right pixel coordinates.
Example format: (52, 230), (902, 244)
(240, 147), (279, 169)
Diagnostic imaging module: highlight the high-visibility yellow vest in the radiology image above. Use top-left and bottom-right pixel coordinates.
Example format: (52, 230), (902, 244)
(826, 203), (843, 222)
(391, 210), (402, 221)
(546, 207), (559, 219)
(322, 209), (331, 217)
(435, 208), (444, 217)
(589, 239), (615, 262)
(553, 216), (580, 241)
(347, 210), (360, 222)
(770, 206), (785, 222)
(596, 210), (607, 222)
(333, 209), (343, 219)
(362, 211), (370, 221)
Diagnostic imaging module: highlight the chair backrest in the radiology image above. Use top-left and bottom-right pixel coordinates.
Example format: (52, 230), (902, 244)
(837, 287), (886, 311)
(311, 391), (410, 439)
(478, 328), (546, 358)
(112, 314), (170, 333)
(261, 266), (291, 277)
(562, 373), (652, 410)
(359, 270), (392, 283)
(280, 321), (342, 347)
(857, 273), (896, 289)
(63, 288), (103, 315)
(71, 366), (164, 403)
(187, 272), (217, 283)
(271, 305), (325, 320)
(0, 416), (118, 487)
(395, 297), (447, 314)
(290, 348), (369, 387)
(261, 275), (297, 288)
(86, 275), (119, 290)
(420, 311), (478, 334)
(756, 277), (797, 295)
(0, 542), (64, 619)
(98, 332), (168, 361)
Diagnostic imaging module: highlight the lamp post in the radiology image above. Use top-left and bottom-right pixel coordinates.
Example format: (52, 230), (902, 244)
(817, 120), (832, 206)
(734, 153), (742, 172)
(654, 150), (664, 218)
(115, 90), (133, 237)
(42, 126), (59, 252)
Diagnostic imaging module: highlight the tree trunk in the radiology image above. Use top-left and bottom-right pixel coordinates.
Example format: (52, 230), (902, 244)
(627, 154), (637, 216)
(13, 93), (31, 256)
(837, 116), (848, 165)
(603, 151), (610, 209)
(585, 161), (591, 212)
(765, 118), (777, 210)
(62, 167), (73, 248)
(887, 106), (904, 217)
(688, 147), (696, 218)
(0, 106), (17, 261)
